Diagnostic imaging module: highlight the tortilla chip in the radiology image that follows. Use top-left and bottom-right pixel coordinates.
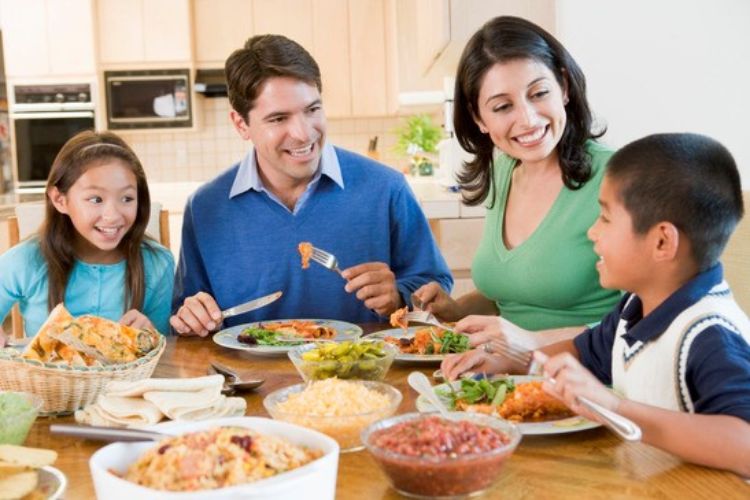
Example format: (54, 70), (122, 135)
(0, 445), (57, 468)
(0, 471), (37, 499)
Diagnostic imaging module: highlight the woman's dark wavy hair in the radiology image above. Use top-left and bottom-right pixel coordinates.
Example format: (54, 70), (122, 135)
(41, 130), (152, 312)
(454, 16), (604, 206)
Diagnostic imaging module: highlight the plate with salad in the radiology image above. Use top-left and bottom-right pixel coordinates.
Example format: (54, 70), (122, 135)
(212, 319), (363, 356)
(416, 375), (601, 435)
(368, 326), (470, 363)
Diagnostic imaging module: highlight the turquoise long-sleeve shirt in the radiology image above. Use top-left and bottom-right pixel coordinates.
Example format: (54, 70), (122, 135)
(0, 238), (175, 335)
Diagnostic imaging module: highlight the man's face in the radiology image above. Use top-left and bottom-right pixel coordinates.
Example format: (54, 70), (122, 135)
(231, 76), (326, 188)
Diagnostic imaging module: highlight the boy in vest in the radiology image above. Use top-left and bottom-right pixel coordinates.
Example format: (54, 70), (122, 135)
(537, 133), (750, 475)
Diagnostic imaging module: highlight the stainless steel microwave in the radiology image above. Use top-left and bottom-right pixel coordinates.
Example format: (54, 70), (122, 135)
(104, 69), (192, 129)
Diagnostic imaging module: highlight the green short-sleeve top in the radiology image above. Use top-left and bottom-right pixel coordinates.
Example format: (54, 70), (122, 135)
(471, 140), (621, 330)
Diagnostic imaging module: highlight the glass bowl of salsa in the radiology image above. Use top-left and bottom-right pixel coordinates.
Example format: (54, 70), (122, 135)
(361, 412), (521, 498)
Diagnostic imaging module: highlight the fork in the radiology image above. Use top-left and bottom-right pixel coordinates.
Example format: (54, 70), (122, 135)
(310, 246), (343, 275)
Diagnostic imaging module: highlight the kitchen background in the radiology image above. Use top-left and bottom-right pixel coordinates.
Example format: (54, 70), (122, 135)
(0, 0), (749, 303)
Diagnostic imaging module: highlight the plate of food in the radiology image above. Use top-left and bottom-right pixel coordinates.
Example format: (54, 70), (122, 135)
(0, 444), (65, 499)
(213, 319), (363, 356)
(415, 375), (601, 435)
(368, 326), (470, 363)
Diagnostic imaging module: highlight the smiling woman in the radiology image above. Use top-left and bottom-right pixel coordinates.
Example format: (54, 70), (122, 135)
(412, 16), (621, 370)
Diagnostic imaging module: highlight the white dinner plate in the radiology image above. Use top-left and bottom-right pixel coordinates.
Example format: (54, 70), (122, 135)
(213, 319), (362, 357)
(368, 326), (467, 364)
(415, 375), (601, 435)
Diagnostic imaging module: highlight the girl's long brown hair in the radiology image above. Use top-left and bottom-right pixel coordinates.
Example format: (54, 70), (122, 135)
(41, 130), (153, 312)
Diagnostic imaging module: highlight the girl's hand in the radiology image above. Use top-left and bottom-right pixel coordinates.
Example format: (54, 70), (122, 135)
(120, 309), (155, 331)
(534, 351), (622, 419)
(440, 349), (517, 381)
(412, 282), (461, 321)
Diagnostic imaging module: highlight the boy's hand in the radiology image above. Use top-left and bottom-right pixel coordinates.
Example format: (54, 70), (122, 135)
(120, 310), (155, 331)
(535, 351), (622, 420)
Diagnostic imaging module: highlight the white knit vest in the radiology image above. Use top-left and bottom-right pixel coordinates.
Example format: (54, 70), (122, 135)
(611, 281), (750, 412)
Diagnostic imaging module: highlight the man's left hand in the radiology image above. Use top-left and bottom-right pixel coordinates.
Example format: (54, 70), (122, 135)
(342, 262), (403, 316)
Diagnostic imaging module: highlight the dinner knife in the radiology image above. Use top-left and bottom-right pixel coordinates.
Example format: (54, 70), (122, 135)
(221, 291), (282, 319)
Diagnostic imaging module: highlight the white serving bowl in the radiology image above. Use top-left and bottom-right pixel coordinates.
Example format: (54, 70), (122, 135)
(89, 417), (339, 500)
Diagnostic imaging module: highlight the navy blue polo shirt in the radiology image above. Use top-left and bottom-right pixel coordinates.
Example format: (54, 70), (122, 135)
(574, 264), (750, 422)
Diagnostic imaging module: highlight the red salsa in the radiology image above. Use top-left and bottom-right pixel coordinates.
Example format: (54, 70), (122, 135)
(368, 416), (516, 497)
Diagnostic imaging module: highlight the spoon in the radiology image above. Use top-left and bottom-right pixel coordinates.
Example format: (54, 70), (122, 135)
(208, 361), (265, 393)
(408, 371), (452, 418)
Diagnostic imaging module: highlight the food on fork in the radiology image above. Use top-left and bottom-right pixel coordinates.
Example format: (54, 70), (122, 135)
(21, 304), (160, 366)
(389, 307), (408, 331)
(298, 241), (313, 269)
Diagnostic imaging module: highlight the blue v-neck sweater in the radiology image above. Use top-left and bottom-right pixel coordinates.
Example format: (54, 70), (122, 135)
(173, 148), (452, 325)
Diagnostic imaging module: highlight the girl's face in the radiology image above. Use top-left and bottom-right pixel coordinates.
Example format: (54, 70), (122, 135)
(474, 58), (568, 167)
(49, 160), (138, 263)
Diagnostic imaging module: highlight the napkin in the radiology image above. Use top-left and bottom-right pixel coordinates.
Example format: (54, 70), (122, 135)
(74, 375), (246, 428)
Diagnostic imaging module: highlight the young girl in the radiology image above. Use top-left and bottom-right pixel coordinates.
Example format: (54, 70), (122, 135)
(0, 131), (174, 345)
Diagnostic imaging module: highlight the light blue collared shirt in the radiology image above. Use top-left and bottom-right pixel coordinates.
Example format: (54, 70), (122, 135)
(229, 142), (345, 214)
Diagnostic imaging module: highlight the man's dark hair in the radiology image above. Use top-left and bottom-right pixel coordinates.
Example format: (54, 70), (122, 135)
(607, 133), (744, 270)
(225, 34), (321, 122)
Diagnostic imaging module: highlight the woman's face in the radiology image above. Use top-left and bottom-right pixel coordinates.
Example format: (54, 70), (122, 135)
(474, 58), (568, 166)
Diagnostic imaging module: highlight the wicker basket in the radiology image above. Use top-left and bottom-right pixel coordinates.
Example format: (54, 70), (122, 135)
(0, 336), (165, 415)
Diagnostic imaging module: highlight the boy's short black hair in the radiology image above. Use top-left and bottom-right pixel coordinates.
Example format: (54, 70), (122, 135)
(607, 133), (744, 270)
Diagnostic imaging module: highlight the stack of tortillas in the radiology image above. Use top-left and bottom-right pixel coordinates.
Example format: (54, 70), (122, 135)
(0, 445), (57, 500)
(74, 375), (246, 427)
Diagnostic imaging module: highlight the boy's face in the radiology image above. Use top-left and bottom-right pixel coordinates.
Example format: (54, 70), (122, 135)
(587, 175), (653, 292)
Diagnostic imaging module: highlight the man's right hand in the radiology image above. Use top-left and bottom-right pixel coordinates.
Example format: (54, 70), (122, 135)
(170, 292), (223, 337)
(412, 282), (462, 321)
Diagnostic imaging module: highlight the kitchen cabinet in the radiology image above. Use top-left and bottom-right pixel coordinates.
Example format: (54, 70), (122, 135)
(190, 0), (397, 117)
(0, 0), (96, 78)
(193, 0), (253, 66)
(395, 0), (556, 94)
(97, 0), (192, 65)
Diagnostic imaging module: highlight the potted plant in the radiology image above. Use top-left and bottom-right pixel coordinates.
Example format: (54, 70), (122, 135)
(394, 114), (443, 176)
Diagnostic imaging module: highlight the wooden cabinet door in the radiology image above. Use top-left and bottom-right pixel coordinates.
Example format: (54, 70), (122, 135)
(312, 0), (351, 117)
(252, 0), (314, 50)
(143, 0), (192, 62)
(349, 0), (390, 116)
(1, 0), (49, 77)
(97, 0), (145, 63)
(47, 0), (96, 75)
(193, 0), (254, 66)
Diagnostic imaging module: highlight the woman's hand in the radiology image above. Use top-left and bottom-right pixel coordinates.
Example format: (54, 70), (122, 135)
(455, 315), (536, 348)
(534, 351), (621, 419)
(440, 348), (519, 381)
(412, 282), (462, 321)
(120, 309), (155, 331)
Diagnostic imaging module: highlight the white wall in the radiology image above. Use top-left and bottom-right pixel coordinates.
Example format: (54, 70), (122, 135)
(557, 0), (750, 186)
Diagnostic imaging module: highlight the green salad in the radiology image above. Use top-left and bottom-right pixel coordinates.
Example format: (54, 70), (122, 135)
(437, 377), (516, 409)
(431, 329), (470, 354)
(237, 327), (301, 346)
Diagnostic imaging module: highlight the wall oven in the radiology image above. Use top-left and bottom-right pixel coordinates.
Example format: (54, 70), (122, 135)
(10, 83), (95, 192)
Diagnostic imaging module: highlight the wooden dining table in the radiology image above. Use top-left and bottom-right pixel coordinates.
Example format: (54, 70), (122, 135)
(24, 326), (749, 499)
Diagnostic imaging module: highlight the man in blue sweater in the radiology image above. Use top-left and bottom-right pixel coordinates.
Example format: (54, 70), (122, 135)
(170, 34), (452, 336)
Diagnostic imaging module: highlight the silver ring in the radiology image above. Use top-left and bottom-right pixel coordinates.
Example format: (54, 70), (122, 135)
(483, 343), (493, 354)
